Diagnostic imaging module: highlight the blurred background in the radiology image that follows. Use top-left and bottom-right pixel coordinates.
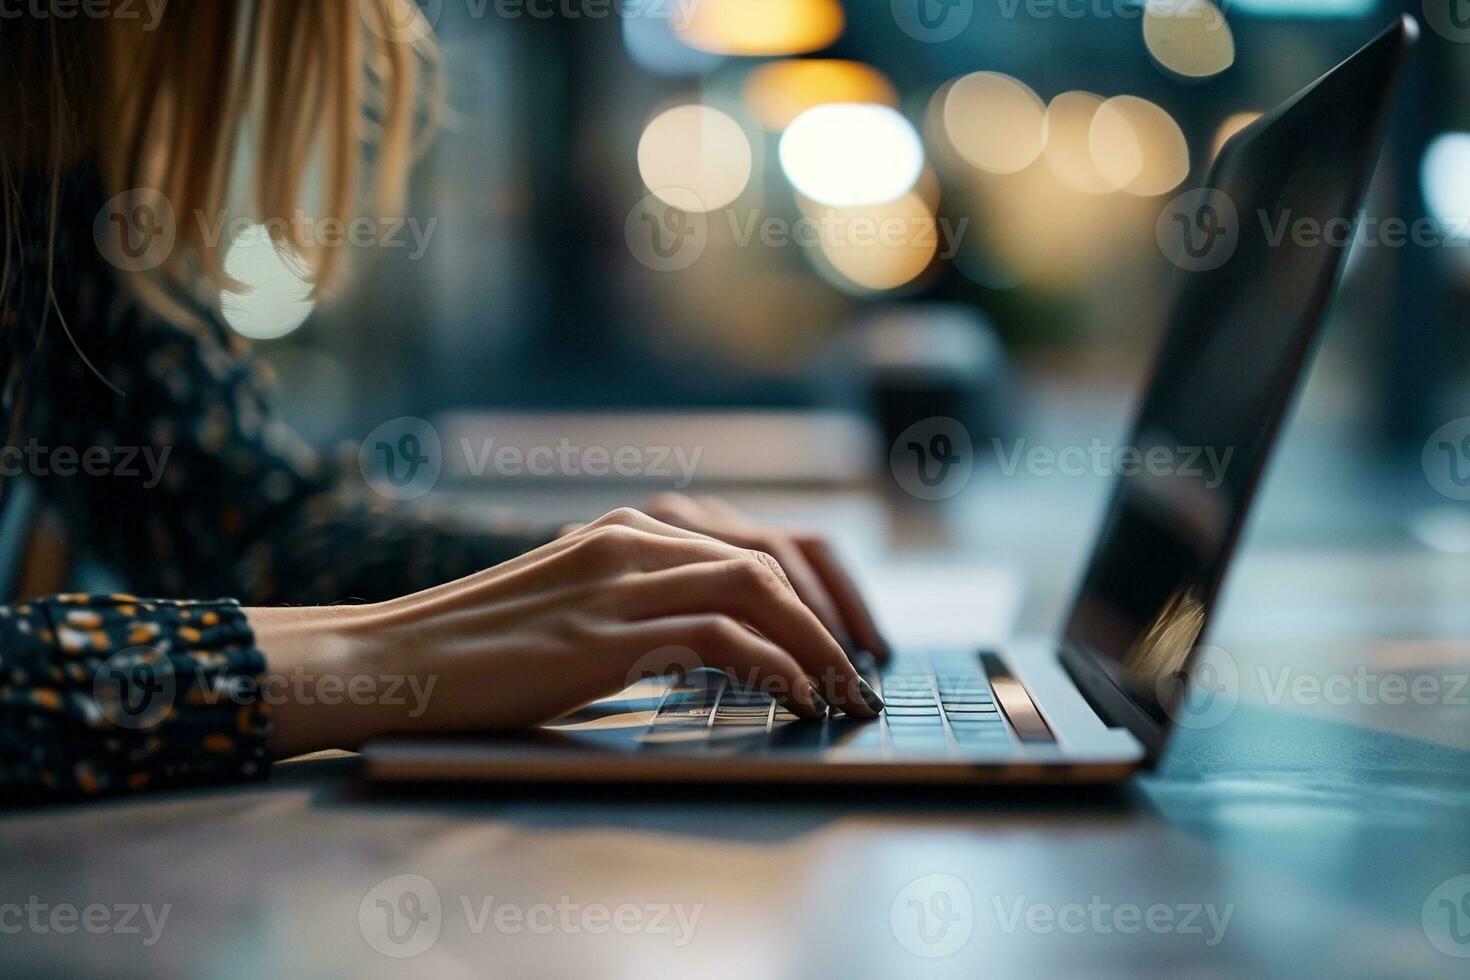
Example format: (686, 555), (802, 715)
(224, 0), (1469, 633)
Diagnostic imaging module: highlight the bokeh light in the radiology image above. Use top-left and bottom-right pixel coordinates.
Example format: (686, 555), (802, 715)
(1421, 133), (1470, 236)
(780, 104), (924, 207)
(1143, 0), (1236, 80)
(637, 105), (753, 212)
(742, 60), (898, 131)
(1090, 95), (1190, 196)
(220, 225), (316, 340)
(1043, 92), (1114, 194)
(800, 192), (938, 292)
(674, 0), (844, 57)
(943, 72), (1047, 175)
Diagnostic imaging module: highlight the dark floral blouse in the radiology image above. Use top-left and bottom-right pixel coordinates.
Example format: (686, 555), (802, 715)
(0, 172), (554, 800)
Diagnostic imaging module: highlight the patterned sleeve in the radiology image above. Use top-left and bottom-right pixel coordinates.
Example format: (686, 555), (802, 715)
(0, 595), (271, 799)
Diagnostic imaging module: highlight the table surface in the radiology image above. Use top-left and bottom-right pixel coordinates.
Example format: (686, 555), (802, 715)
(4, 473), (1470, 979)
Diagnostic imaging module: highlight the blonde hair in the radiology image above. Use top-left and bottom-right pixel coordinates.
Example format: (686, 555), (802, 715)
(0, 0), (439, 323)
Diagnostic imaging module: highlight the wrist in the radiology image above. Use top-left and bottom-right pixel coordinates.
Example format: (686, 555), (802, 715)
(246, 604), (386, 757)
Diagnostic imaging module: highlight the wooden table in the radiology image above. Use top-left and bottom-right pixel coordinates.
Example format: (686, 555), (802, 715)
(4, 484), (1469, 978)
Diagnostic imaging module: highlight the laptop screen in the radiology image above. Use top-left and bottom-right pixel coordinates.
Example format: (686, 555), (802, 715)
(1059, 19), (1413, 739)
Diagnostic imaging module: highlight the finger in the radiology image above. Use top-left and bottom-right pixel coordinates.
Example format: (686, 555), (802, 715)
(604, 558), (883, 717)
(797, 536), (893, 664)
(758, 539), (854, 652)
(646, 496), (856, 652)
(606, 615), (829, 719)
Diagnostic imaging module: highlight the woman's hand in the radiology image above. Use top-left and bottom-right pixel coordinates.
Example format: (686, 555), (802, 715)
(250, 507), (884, 757)
(641, 493), (891, 665)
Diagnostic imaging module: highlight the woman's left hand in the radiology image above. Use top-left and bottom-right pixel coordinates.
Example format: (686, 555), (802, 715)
(640, 493), (891, 665)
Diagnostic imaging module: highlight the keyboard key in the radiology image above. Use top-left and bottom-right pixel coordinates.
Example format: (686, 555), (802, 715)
(888, 738), (950, 755)
(654, 707), (712, 723)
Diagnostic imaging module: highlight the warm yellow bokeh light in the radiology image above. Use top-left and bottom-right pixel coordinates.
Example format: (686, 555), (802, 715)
(801, 192), (939, 292)
(637, 104), (753, 212)
(780, 103), (925, 207)
(742, 60), (898, 131)
(943, 71), (1047, 176)
(1090, 95), (1190, 196)
(1143, 0), (1235, 80)
(673, 0), (844, 57)
(1212, 110), (1261, 156)
(1043, 92), (1114, 194)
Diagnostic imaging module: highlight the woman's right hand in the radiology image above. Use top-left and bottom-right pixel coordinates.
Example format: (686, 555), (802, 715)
(250, 508), (883, 757)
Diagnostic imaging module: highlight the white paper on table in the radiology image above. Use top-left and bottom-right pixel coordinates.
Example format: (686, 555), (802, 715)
(854, 561), (1022, 649)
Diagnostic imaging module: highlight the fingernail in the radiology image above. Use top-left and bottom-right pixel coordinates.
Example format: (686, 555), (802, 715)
(855, 676), (885, 713)
(808, 691), (830, 717)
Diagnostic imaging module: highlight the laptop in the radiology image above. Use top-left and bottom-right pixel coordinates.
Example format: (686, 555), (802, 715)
(364, 17), (1417, 786)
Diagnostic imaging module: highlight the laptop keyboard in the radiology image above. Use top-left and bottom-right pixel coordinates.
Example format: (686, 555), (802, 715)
(644, 650), (1014, 756)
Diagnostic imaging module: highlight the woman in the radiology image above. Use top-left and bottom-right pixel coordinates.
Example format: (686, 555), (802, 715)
(0, 1), (885, 798)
